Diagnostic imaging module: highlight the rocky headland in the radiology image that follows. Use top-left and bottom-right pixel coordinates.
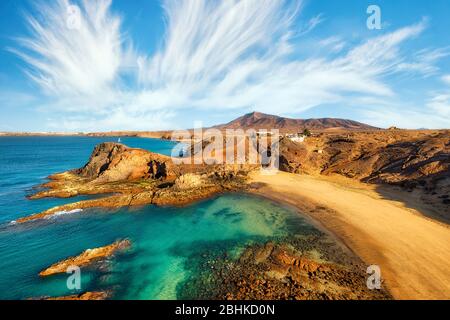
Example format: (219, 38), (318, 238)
(17, 142), (252, 223)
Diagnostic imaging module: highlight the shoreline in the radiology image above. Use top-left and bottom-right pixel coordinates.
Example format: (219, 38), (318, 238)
(0, 132), (192, 143)
(5, 136), (449, 299)
(248, 171), (450, 300)
(10, 165), (448, 300)
(245, 191), (364, 261)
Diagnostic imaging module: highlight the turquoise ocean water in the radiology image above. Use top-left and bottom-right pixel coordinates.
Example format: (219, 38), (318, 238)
(0, 136), (318, 300)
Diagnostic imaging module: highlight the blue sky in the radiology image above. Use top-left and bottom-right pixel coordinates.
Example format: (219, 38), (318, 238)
(0, 0), (449, 132)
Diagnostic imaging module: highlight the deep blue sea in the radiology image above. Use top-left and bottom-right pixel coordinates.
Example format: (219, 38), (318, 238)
(0, 136), (318, 300)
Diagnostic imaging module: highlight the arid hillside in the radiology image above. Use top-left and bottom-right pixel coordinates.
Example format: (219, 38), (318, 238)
(214, 112), (378, 132)
(279, 129), (450, 221)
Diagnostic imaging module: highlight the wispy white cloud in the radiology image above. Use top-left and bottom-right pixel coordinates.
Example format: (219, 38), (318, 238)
(138, 16), (427, 114)
(138, 0), (298, 88)
(47, 108), (177, 132)
(10, 0), (450, 130)
(427, 94), (450, 118)
(442, 74), (450, 85)
(0, 90), (37, 107)
(361, 105), (450, 129)
(11, 0), (126, 99)
(135, 3), (430, 116)
(361, 70), (450, 129)
(423, 74), (450, 122)
(318, 36), (346, 53)
(297, 13), (325, 36)
(396, 47), (450, 76)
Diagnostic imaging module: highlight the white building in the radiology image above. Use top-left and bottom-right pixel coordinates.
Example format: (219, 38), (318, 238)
(289, 135), (306, 143)
(286, 133), (307, 143)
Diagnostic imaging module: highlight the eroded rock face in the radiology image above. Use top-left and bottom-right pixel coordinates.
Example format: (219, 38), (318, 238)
(279, 138), (309, 173)
(279, 130), (450, 218)
(18, 143), (251, 223)
(174, 173), (204, 190)
(279, 131), (450, 181)
(39, 240), (131, 277)
(76, 143), (177, 182)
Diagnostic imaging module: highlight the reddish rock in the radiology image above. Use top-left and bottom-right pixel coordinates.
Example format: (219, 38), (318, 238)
(39, 240), (131, 277)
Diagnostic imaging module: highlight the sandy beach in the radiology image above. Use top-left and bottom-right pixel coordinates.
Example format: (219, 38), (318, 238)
(249, 171), (450, 300)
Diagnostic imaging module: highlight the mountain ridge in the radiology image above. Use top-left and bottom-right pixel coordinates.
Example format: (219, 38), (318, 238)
(213, 112), (379, 132)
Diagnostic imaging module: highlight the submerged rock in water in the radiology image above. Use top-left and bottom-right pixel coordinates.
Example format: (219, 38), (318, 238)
(179, 238), (392, 300)
(39, 239), (131, 277)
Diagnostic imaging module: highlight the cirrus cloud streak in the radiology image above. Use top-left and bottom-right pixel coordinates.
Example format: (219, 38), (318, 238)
(10, 0), (450, 130)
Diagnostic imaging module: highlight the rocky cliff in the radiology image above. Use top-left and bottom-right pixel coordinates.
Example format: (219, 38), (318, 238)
(279, 129), (450, 220)
(18, 143), (251, 223)
(75, 142), (178, 182)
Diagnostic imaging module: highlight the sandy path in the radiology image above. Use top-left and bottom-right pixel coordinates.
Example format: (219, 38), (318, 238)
(249, 171), (450, 300)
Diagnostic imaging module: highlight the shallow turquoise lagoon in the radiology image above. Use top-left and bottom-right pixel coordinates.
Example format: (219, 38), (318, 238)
(0, 137), (316, 300)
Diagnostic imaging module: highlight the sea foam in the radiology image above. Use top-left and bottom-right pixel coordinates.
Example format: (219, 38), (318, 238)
(45, 208), (83, 219)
